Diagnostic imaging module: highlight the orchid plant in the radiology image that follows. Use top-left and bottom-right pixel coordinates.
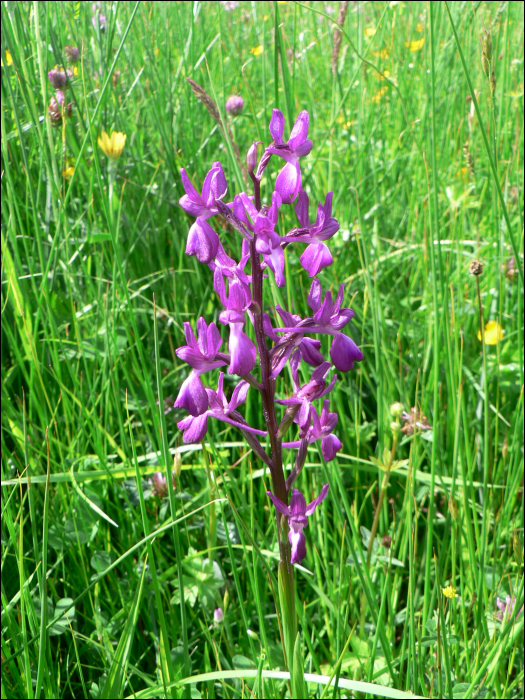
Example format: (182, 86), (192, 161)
(175, 108), (363, 685)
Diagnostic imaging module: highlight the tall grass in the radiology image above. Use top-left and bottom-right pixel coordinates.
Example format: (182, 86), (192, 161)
(2, 1), (523, 698)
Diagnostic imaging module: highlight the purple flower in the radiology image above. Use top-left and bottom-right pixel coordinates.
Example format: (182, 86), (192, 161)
(92, 3), (106, 30)
(214, 270), (257, 376)
(48, 90), (73, 124)
(496, 595), (523, 621)
(48, 68), (68, 89)
(264, 310), (324, 379)
(276, 361), (336, 426)
(214, 607), (224, 623)
(186, 218), (220, 264)
(150, 471), (169, 498)
(287, 189), (339, 276)
(266, 109), (313, 203)
(266, 484), (329, 563)
(174, 318), (228, 416)
(225, 95), (244, 115)
(179, 163), (227, 219)
(283, 400), (342, 462)
(177, 373), (267, 443)
(275, 280), (363, 372)
(64, 45), (80, 63)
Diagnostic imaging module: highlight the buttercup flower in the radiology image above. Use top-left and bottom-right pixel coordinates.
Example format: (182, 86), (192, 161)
(442, 585), (457, 599)
(98, 130), (126, 159)
(267, 485), (329, 563)
(478, 320), (504, 345)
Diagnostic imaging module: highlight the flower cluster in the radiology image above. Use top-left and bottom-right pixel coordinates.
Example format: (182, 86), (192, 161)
(174, 109), (363, 562)
(47, 53), (77, 125)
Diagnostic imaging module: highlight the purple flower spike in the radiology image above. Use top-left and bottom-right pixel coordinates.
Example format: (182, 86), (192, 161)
(266, 110), (313, 203)
(215, 270), (256, 376)
(179, 162), (227, 219)
(266, 484), (329, 563)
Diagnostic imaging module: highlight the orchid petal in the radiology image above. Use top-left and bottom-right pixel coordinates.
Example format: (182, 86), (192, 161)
(305, 483), (329, 516)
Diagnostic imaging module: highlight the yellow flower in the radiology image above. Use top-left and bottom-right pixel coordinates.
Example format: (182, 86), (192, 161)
(405, 38), (425, 51)
(379, 69), (391, 80)
(250, 45), (263, 57)
(63, 166), (75, 178)
(478, 321), (504, 345)
(372, 48), (390, 59)
(98, 130), (127, 159)
(416, 22), (424, 33)
(364, 27), (376, 38)
(73, 65), (79, 76)
(442, 585), (457, 599)
(371, 86), (388, 103)
(2, 49), (13, 66)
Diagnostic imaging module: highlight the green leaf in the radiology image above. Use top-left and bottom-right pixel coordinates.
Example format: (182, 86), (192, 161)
(291, 632), (307, 699)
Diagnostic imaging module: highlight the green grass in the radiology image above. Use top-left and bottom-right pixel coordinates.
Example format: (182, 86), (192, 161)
(1, 1), (523, 698)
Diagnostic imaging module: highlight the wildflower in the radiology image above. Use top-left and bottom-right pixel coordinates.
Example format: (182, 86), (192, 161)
(266, 109), (313, 203)
(283, 399), (342, 462)
(287, 189), (339, 277)
(214, 270), (257, 376)
(275, 279), (363, 372)
(416, 22), (424, 33)
(503, 257), (517, 282)
(48, 90), (73, 124)
(214, 607), (224, 624)
(250, 45), (264, 57)
(98, 130), (127, 159)
(225, 95), (244, 116)
(266, 484), (329, 564)
(220, 0), (239, 10)
(179, 162), (227, 220)
(405, 38), (425, 51)
(63, 166), (75, 178)
(400, 407), (431, 436)
(372, 86), (389, 103)
(495, 595), (523, 621)
(276, 362), (337, 427)
(92, 2), (106, 30)
(478, 321), (504, 345)
(177, 373), (267, 443)
(442, 585), (457, 599)
(64, 45), (80, 62)
(174, 318), (229, 415)
(48, 67), (68, 89)
(265, 308), (324, 378)
(372, 48), (390, 59)
(150, 471), (169, 498)
(364, 27), (376, 38)
(1, 49), (13, 66)
(390, 402), (404, 418)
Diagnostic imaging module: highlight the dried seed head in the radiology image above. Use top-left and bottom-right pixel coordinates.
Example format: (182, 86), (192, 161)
(381, 535), (392, 549)
(401, 407), (431, 436)
(469, 260), (483, 276)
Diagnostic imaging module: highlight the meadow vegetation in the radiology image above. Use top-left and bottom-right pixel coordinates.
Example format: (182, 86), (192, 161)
(1, 1), (523, 698)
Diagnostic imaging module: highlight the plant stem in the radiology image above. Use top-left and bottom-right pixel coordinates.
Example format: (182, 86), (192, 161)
(250, 173), (296, 668)
(366, 431), (398, 567)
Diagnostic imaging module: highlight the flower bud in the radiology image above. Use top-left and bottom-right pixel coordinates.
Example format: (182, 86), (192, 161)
(214, 607), (224, 624)
(381, 535), (392, 549)
(225, 94), (244, 116)
(173, 451), (182, 479)
(469, 260), (483, 276)
(64, 45), (79, 63)
(247, 142), (259, 175)
(48, 67), (68, 89)
(390, 401), (404, 418)
(390, 420), (401, 433)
